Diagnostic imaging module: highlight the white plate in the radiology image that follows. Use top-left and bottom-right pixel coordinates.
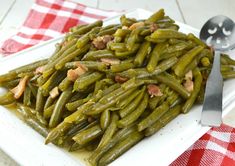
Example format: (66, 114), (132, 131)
(0, 9), (235, 166)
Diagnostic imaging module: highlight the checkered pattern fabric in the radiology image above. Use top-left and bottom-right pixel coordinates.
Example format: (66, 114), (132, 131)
(0, 0), (118, 55)
(1, 0), (235, 165)
(171, 124), (235, 166)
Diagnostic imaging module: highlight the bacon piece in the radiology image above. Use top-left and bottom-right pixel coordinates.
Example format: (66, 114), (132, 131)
(100, 58), (120, 65)
(147, 84), (163, 98)
(35, 65), (45, 74)
(129, 22), (145, 30)
(92, 35), (113, 50)
(115, 75), (128, 83)
(11, 76), (29, 99)
(67, 63), (88, 81)
(185, 70), (193, 81)
(49, 87), (59, 99)
(184, 79), (194, 92)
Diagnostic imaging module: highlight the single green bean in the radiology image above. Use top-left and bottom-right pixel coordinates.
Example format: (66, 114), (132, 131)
(150, 29), (187, 39)
(72, 124), (103, 145)
(138, 102), (169, 132)
(146, 9), (165, 23)
(134, 41), (151, 66)
(0, 91), (16, 105)
(49, 87), (73, 128)
(100, 109), (111, 130)
(73, 72), (104, 91)
(82, 50), (115, 61)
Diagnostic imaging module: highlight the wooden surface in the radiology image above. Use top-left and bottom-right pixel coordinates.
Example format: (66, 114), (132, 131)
(0, 0), (235, 165)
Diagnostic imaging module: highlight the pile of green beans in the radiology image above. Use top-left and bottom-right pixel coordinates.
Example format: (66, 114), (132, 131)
(1, 9), (235, 166)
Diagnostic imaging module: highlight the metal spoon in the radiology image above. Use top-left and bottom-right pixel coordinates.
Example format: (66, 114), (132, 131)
(200, 15), (235, 127)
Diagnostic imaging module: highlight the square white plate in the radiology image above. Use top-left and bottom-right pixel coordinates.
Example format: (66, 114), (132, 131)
(0, 9), (235, 166)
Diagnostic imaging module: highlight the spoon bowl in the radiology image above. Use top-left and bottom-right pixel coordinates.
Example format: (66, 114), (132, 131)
(200, 15), (235, 51)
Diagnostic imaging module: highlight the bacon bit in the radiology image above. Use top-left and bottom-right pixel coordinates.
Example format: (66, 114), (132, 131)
(129, 22), (145, 30)
(185, 70), (193, 81)
(147, 84), (163, 98)
(92, 35), (113, 50)
(150, 23), (158, 32)
(49, 87), (59, 99)
(35, 65), (45, 74)
(115, 75), (128, 83)
(67, 63), (88, 81)
(100, 58), (120, 65)
(184, 79), (194, 92)
(122, 26), (129, 29)
(11, 76), (29, 99)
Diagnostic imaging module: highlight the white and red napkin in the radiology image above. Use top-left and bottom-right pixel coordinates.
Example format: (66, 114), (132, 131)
(1, 0), (235, 165)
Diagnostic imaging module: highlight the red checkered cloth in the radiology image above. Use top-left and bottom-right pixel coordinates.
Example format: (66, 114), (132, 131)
(0, 0), (119, 55)
(171, 124), (235, 166)
(1, 0), (235, 165)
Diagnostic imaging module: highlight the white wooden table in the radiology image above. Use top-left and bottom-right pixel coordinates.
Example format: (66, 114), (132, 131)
(0, 0), (235, 165)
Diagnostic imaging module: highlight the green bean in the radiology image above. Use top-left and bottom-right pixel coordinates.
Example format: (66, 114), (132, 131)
(65, 61), (108, 72)
(115, 44), (140, 58)
(98, 113), (119, 150)
(117, 89), (140, 109)
(120, 15), (137, 26)
(88, 124), (137, 166)
(58, 77), (72, 91)
(82, 50), (115, 61)
(221, 54), (235, 65)
(145, 104), (182, 136)
(84, 87), (136, 115)
(41, 71), (66, 96)
(150, 29), (187, 39)
(146, 9), (165, 23)
(72, 124), (103, 145)
(98, 131), (144, 166)
(147, 42), (167, 72)
(222, 71), (235, 79)
(173, 46), (204, 77)
(94, 79), (114, 95)
(35, 87), (46, 113)
(45, 121), (73, 144)
(187, 33), (206, 47)
(118, 93), (148, 128)
(28, 83), (37, 98)
(49, 87), (73, 128)
(43, 103), (55, 119)
(110, 62), (134, 73)
(72, 20), (103, 35)
(145, 36), (167, 43)
(119, 86), (145, 118)
(69, 24), (86, 33)
(114, 29), (131, 38)
(23, 86), (31, 106)
(138, 102), (169, 132)
(0, 91), (16, 105)
(64, 103), (89, 123)
(66, 94), (92, 111)
(24, 118), (49, 137)
(0, 72), (18, 84)
(55, 44), (90, 70)
(182, 68), (202, 113)
(98, 25), (121, 36)
(134, 41), (151, 66)
(100, 109), (111, 130)
(108, 42), (127, 52)
(136, 56), (178, 78)
(161, 42), (192, 55)
(73, 72), (104, 91)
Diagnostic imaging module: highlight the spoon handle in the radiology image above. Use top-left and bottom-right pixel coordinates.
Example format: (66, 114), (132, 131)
(201, 51), (223, 127)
